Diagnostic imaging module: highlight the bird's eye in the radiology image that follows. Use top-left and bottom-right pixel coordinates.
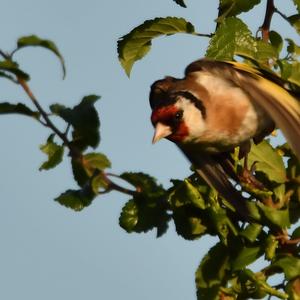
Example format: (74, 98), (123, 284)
(174, 110), (183, 121)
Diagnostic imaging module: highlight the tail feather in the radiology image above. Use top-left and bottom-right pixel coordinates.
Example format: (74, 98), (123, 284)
(180, 147), (250, 220)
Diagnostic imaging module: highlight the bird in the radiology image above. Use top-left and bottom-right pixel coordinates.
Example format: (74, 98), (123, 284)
(149, 58), (300, 219)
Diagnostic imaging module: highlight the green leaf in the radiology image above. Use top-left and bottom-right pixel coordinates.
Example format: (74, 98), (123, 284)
(120, 172), (164, 195)
(293, 0), (300, 13)
(39, 135), (64, 171)
(231, 245), (263, 271)
(55, 189), (94, 211)
(271, 256), (300, 280)
(51, 95), (101, 151)
(264, 234), (278, 261)
(119, 196), (170, 236)
(71, 152), (110, 190)
(118, 17), (195, 76)
(291, 226), (300, 239)
(206, 17), (277, 62)
(0, 60), (30, 81)
(173, 206), (207, 240)
(83, 152), (111, 175)
(257, 202), (290, 228)
(169, 178), (206, 209)
(280, 60), (300, 87)
(218, 0), (261, 19)
(196, 242), (230, 300)
(286, 38), (300, 57)
(0, 102), (39, 119)
(269, 31), (283, 54)
(239, 223), (263, 242)
(119, 199), (138, 232)
(17, 35), (66, 78)
(288, 14), (300, 34)
(248, 140), (286, 183)
(173, 0), (186, 7)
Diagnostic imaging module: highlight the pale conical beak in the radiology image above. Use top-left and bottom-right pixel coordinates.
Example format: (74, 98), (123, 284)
(152, 122), (172, 144)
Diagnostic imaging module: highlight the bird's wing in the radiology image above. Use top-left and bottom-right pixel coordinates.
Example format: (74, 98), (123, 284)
(185, 59), (300, 160)
(230, 62), (300, 160)
(179, 147), (250, 220)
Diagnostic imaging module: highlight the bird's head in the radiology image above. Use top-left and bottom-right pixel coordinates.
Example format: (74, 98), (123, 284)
(150, 77), (207, 145)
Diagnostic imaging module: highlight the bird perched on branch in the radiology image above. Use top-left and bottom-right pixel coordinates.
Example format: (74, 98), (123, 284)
(149, 59), (300, 219)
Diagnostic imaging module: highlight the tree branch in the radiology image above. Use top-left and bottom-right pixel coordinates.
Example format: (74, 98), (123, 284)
(260, 0), (275, 42)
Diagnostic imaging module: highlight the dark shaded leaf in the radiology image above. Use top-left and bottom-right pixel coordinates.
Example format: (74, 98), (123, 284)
(173, 0), (186, 7)
(39, 135), (64, 171)
(293, 0), (300, 13)
(0, 60), (30, 80)
(288, 14), (300, 35)
(0, 102), (39, 119)
(269, 31), (283, 54)
(196, 242), (230, 300)
(173, 206), (207, 240)
(118, 17), (195, 76)
(17, 35), (66, 78)
(55, 189), (94, 211)
(120, 172), (164, 195)
(51, 95), (101, 151)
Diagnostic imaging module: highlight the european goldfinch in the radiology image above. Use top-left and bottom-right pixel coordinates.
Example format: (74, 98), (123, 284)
(150, 59), (300, 219)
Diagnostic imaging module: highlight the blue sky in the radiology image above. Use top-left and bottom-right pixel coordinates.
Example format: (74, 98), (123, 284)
(0, 1), (298, 299)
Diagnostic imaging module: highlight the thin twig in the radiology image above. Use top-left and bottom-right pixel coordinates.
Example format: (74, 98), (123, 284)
(103, 173), (138, 196)
(0, 49), (9, 60)
(17, 77), (70, 147)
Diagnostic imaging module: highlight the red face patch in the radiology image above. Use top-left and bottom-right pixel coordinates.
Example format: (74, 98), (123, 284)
(151, 105), (189, 143)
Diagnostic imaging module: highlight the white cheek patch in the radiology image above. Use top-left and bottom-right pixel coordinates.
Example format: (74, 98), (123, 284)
(175, 97), (206, 143)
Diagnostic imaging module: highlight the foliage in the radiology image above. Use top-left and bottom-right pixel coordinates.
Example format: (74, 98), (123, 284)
(1, 1), (300, 299)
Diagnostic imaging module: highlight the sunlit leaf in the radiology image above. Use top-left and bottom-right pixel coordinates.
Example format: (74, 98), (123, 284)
(231, 245), (263, 271)
(218, 0), (261, 19)
(239, 223), (263, 242)
(119, 199), (139, 232)
(17, 35), (66, 78)
(83, 152), (111, 175)
(271, 256), (300, 280)
(257, 202), (290, 228)
(118, 17), (195, 76)
(264, 235), (278, 261)
(294, 0), (300, 13)
(39, 135), (64, 171)
(248, 140), (286, 183)
(206, 17), (277, 62)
